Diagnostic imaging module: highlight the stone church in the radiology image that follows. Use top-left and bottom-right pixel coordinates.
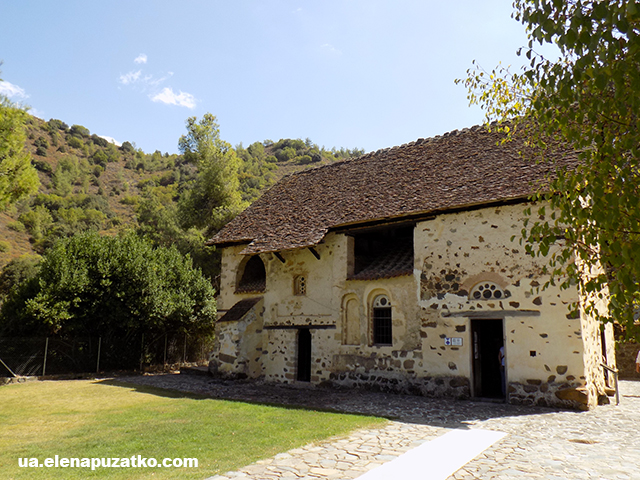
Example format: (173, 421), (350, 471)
(207, 125), (616, 410)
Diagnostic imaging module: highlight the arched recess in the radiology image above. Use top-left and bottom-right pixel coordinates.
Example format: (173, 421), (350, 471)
(342, 294), (360, 345)
(236, 255), (266, 293)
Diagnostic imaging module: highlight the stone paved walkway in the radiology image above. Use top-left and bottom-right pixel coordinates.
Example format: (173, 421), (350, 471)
(114, 374), (640, 479)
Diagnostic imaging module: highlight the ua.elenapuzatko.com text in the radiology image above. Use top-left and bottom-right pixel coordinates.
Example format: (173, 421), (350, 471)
(19, 455), (198, 470)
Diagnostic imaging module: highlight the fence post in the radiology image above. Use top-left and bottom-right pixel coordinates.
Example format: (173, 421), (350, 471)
(42, 337), (49, 376)
(96, 337), (102, 374)
(139, 333), (144, 372)
(183, 334), (187, 365)
(163, 334), (168, 367)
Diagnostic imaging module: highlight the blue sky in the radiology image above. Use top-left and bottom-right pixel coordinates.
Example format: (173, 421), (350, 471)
(1, 1), (553, 155)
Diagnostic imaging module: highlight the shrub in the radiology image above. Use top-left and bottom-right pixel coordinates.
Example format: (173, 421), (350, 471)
(47, 119), (69, 131)
(7, 221), (26, 233)
(67, 136), (83, 149)
(33, 160), (53, 173)
(0, 241), (11, 253)
(120, 141), (135, 153)
(90, 134), (109, 147)
(69, 124), (90, 138)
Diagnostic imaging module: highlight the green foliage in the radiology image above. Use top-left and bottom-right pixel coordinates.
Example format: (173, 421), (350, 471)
(19, 204), (54, 242)
(0, 254), (40, 300)
(69, 124), (90, 138)
(33, 159), (52, 173)
(47, 119), (68, 132)
(0, 241), (10, 253)
(178, 113), (246, 235)
(6, 220), (25, 232)
(19, 193), (113, 251)
(460, 0), (640, 337)
(0, 232), (217, 338)
(0, 96), (40, 209)
(66, 136), (83, 149)
(120, 141), (135, 153)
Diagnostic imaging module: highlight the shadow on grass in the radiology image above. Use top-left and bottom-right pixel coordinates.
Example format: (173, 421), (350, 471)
(98, 377), (382, 420)
(97, 374), (584, 431)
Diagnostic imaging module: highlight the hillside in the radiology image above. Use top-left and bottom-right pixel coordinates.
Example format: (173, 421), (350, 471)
(0, 115), (363, 273)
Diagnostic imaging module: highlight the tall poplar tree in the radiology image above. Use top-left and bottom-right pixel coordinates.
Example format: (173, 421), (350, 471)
(178, 113), (246, 235)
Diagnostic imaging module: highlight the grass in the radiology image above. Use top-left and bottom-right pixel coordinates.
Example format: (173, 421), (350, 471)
(0, 379), (386, 479)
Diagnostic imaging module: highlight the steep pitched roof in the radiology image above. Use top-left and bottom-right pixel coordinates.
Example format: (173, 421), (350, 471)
(209, 125), (576, 254)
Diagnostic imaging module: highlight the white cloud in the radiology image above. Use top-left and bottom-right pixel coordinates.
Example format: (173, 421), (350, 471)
(119, 70), (142, 85)
(134, 54), (148, 64)
(0, 80), (29, 99)
(150, 87), (196, 109)
(320, 43), (342, 56)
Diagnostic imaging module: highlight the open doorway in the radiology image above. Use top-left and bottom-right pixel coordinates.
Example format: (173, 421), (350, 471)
(471, 319), (504, 399)
(297, 328), (312, 382)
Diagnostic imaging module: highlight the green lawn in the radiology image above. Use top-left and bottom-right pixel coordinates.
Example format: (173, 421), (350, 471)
(0, 379), (386, 479)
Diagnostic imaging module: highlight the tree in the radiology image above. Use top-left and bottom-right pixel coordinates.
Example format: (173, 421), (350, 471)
(459, 1), (640, 337)
(0, 232), (216, 342)
(0, 92), (39, 209)
(178, 113), (246, 235)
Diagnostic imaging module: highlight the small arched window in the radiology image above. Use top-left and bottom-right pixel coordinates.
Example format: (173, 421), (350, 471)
(236, 255), (266, 293)
(293, 275), (306, 296)
(372, 294), (392, 345)
(469, 282), (504, 300)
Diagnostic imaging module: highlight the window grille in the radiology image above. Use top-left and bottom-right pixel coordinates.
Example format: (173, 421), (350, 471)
(469, 282), (504, 300)
(372, 295), (392, 345)
(294, 275), (306, 296)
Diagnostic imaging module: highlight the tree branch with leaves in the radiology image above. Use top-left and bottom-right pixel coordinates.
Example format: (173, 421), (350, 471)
(459, 0), (640, 338)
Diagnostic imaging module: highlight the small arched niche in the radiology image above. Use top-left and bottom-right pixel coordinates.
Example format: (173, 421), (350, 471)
(236, 255), (266, 293)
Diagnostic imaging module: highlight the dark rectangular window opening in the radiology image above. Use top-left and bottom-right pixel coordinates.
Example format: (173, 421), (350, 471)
(373, 307), (392, 345)
(349, 224), (414, 281)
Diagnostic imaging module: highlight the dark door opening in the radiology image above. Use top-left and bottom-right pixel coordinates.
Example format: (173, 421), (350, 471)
(471, 319), (504, 399)
(297, 328), (312, 382)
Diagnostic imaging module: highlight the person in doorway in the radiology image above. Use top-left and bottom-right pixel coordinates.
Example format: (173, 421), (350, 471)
(499, 345), (506, 396)
(636, 349), (640, 374)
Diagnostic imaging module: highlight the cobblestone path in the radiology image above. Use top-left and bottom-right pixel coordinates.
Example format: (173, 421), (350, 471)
(116, 374), (640, 479)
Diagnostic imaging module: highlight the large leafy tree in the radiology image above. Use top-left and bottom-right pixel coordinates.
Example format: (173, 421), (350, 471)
(178, 113), (246, 235)
(460, 1), (640, 337)
(0, 232), (217, 340)
(0, 87), (39, 208)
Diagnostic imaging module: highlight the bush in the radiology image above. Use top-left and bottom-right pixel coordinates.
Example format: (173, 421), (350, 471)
(7, 221), (26, 233)
(0, 241), (11, 253)
(90, 134), (109, 147)
(0, 232), (217, 346)
(69, 124), (90, 138)
(47, 119), (69, 131)
(120, 141), (135, 153)
(67, 136), (83, 149)
(33, 159), (53, 173)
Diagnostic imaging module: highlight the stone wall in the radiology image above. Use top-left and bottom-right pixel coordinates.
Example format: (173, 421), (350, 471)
(210, 299), (264, 379)
(214, 202), (611, 409)
(617, 342), (640, 378)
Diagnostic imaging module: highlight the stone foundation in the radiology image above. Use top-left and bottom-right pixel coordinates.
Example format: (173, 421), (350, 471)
(327, 371), (471, 399)
(508, 380), (590, 410)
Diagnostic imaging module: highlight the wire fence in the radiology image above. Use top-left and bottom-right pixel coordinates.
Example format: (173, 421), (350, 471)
(0, 333), (214, 377)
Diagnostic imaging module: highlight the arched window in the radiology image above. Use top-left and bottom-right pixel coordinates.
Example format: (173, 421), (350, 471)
(293, 275), (306, 296)
(469, 281), (504, 300)
(236, 255), (266, 293)
(372, 294), (392, 345)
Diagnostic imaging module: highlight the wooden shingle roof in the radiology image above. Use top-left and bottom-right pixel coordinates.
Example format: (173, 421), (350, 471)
(209, 125), (576, 255)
